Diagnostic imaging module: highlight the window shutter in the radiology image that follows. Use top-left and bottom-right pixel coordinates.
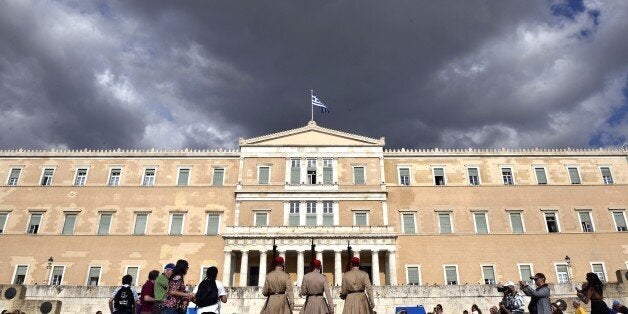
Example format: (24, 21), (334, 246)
(291, 166), (300, 184)
(354, 167), (365, 184)
(134, 214), (147, 235)
(0, 213), (7, 233)
(171, 214), (183, 235)
(475, 214), (488, 234)
(445, 267), (457, 283)
(519, 265), (532, 282)
(207, 214), (220, 235)
(52, 266), (63, 277)
(568, 168), (581, 184)
(62, 214), (76, 235)
(30, 214), (42, 227)
(9, 169), (21, 180)
(256, 213), (268, 226)
(439, 214), (452, 233)
(213, 169), (224, 186)
(259, 167), (270, 184)
(323, 167), (333, 184)
(482, 266), (495, 282)
(510, 213), (524, 233)
(355, 213), (367, 226)
(468, 168), (478, 177)
(89, 267), (100, 278)
(535, 168), (547, 184)
(403, 214), (415, 234)
(323, 214), (334, 226)
(433, 168), (444, 176)
(613, 212), (627, 230)
(399, 168), (410, 177)
(178, 169), (189, 186)
(98, 214), (112, 235)
(407, 267), (420, 285)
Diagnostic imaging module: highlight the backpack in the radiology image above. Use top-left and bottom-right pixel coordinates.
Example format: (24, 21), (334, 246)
(113, 285), (135, 313)
(195, 279), (219, 308)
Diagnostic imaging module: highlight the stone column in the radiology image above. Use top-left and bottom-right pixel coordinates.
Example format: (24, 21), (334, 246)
(239, 250), (249, 287)
(222, 251), (232, 286)
(387, 250), (397, 285)
(371, 250), (380, 286)
(297, 250), (304, 285)
(259, 250), (267, 287)
(334, 250), (342, 286)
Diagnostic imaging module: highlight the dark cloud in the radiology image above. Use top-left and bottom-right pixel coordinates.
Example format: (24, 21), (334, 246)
(0, 0), (626, 150)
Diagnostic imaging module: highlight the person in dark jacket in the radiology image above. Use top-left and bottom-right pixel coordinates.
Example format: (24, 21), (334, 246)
(519, 273), (551, 314)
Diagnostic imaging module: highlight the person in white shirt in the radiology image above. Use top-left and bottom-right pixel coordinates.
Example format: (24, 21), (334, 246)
(192, 266), (227, 314)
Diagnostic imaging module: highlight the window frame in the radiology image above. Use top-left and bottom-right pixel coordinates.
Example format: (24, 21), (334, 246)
(500, 166), (515, 185)
(401, 212), (417, 234)
(49, 265), (66, 286)
(543, 211), (561, 233)
(576, 210), (595, 233)
(6, 167), (23, 186)
(108, 167), (122, 186)
(472, 211), (490, 234)
(61, 213), (78, 235)
(212, 167), (225, 186)
(611, 210), (627, 232)
(205, 213), (221, 235)
(26, 212), (43, 234)
(253, 210), (269, 226)
(12, 264), (29, 285)
(176, 167), (191, 186)
(554, 263), (569, 284)
(322, 201), (334, 226)
(437, 212), (453, 234)
(73, 168), (89, 186)
(598, 166), (614, 184)
(353, 166), (366, 185)
(517, 263), (534, 284)
(86, 265), (102, 286)
(169, 213), (185, 235)
(322, 158), (334, 185)
(405, 264), (422, 286)
(443, 264), (459, 285)
(353, 211), (369, 226)
(466, 166), (481, 186)
(40, 167), (56, 186)
(97, 213), (113, 235)
(566, 166), (582, 185)
(397, 166), (411, 186)
(133, 212), (149, 235)
(305, 201), (317, 226)
(481, 264), (496, 284)
(125, 266), (141, 286)
(533, 165), (549, 185)
(508, 210), (526, 234)
(431, 166), (446, 186)
(589, 262), (607, 283)
(258, 165), (271, 185)
(142, 168), (156, 186)
(0, 211), (9, 234)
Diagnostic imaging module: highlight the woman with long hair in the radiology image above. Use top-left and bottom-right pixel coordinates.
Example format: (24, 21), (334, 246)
(576, 272), (609, 314)
(162, 259), (194, 314)
(193, 266), (228, 314)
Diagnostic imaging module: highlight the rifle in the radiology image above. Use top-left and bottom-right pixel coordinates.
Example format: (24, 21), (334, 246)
(345, 240), (353, 272)
(268, 239), (277, 274)
(309, 238), (316, 273)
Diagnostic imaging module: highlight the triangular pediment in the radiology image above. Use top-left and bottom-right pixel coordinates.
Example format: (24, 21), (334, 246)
(240, 122), (385, 147)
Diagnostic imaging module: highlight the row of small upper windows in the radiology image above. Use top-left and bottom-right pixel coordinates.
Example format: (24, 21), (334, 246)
(0, 212), (222, 236)
(11, 264), (148, 286)
(405, 262), (610, 286)
(3, 167), (226, 187)
(397, 165), (616, 186)
(399, 210), (628, 235)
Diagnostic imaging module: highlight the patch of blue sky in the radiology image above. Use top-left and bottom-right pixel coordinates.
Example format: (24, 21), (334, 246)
(550, 0), (585, 19)
(588, 80), (628, 147)
(152, 103), (175, 123)
(97, 1), (113, 19)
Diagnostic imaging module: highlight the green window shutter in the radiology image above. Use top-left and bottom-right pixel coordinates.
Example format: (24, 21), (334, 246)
(306, 215), (317, 226)
(256, 213), (268, 226)
(474, 213), (488, 234)
(213, 169), (224, 186)
(323, 214), (334, 226)
(258, 167), (270, 184)
(535, 168), (547, 184)
(0, 213), (7, 233)
(206, 214), (220, 235)
(354, 167), (365, 184)
(355, 213), (367, 226)
(445, 266), (457, 284)
(291, 167), (300, 184)
(519, 265), (532, 283)
(483, 266), (495, 283)
(98, 214), (112, 235)
(439, 213), (452, 234)
(134, 214), (147, 235)
(568, 168), (581, 184)
(126, 267), (139, 286)
(613, 212), (627, 231)
(433, 168), (444, 176)
(510, 213), (524, 233)
(170, 214), (184, 235)
(407, 267), (420, 285)
(177, 169), (190, 186)
(62, 214), (76, 235)
(468, 168), (478, 177)
(89, 267), (100, 279)
(323, 167), (333, 184)
(403, 214), (415, 234)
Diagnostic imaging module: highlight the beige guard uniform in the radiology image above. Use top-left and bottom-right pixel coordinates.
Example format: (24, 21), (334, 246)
(300, 270), (334, 313)
(261, 269), (294, 314)
(340, 267), (374, 314)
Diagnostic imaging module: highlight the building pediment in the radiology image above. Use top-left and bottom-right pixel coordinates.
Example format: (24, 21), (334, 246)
(239, 121), (385, 147)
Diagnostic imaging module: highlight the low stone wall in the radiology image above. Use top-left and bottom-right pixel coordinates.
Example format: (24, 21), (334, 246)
(2, 283), (626, 314)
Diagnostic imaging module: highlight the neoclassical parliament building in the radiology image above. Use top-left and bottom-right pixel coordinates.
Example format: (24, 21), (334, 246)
(0, 122), (626, 289)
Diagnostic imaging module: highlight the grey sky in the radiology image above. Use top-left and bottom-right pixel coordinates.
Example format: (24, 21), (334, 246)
(0, 0), (626, 150)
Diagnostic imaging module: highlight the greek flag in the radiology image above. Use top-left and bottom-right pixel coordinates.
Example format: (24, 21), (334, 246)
(311, 94), (330, 113)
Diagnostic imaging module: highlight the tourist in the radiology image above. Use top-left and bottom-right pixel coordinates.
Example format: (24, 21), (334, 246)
(472, 304), (483, 314)
(520, 273), (551, 314)
(611, 300), (628, 314)
(299, 259), (334, 313)
(139, 270), (160, 314)
(154, 263), (175, 314)
(339, 257), (374, 314)
(109, 274), (140, 314)
(193, 266), (228, 314)
(162, 260), (194, 314)
(497, 281), (525, 314)
(575, 273), (608, 314)
(573, 301), (586, 314)
(261, 256), (294, 314)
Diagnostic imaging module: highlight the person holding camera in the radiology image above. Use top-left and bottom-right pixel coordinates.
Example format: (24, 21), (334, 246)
(496, 281), (525, 314)
(519, 273), (551, 314)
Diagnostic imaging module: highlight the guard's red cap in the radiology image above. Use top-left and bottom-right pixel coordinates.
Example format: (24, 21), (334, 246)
(274, 256), (285, 265)
(351, 257), (360, 264)
(312, 259), (322, 268)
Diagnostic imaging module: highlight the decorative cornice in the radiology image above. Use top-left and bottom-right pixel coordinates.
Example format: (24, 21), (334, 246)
(384, 147), (628, 157)
(0, 148), (240, 158)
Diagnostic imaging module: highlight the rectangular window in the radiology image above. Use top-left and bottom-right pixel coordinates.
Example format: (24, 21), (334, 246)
(61, 213), (77, 235)
(212, 168), (224, 186)
(518, 264), (533, 284)
(108, 168), (121, 186)
(307, 159), (317, 184)
(474, 213), (489, 234)
(501, 167), (514, 185)
(578, 211), (594, 232)
(438, 213), (452, 234)
(27, 213), (42, 234)
(169, 214), (184, 235)
(87, 266), (101, 286)
(568, 167), (581, 184)
(142, 168), (155, 186)
(74, 168), (88, 186)
(126, 267), (139, 286)
(258, 166), (270, 185)
(535, 167), (548, 185)
(482, 265), (496, 284)
(290, 159), (301, 185)
(433, 167), (445, 186)
(399, 168), (410, 186)
(13, 265), (28, 284)
(97, 214), (112, 235)
(254, 212), (268, 226)
(444, 265), (458, 285)
(612, 211), (627, 232)
(50, 266), (64, 285)
(402, 213), (416, 234)
(509, 212), (524, 234)
(7, 168), (21, 186)
(41, 168), (55, 186)
(406, 266), (421, 285)
(544, 212), (559, 233)
(133, 213), (148, 235)
(289, 202), (300, 226)
(591, 263), (606, 282)
(206, 214), (220, 235)
(555, 264), (569, 283)
(305, 201), (316, 226)
(467, 167), (480, 186)
(322, 201), (334, 226)
(354, 212), (368, 226)
(323, 159), (333, 185)
(600, 167), (613, 184)
(177, 168), (190, 186)
(0, 213), (7, 234)
(353, 166), (365, 185)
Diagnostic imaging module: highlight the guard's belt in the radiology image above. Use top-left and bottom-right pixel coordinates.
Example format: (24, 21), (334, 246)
(347, 290), (365, 294)
(272, 292), (286, 295)
(306, 293), (324, 296)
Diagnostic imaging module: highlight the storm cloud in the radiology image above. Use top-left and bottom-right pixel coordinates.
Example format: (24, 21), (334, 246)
(0, 0), (626, 150)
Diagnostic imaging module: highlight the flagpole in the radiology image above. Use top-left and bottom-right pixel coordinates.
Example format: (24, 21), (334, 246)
(310, 89), (314, 122)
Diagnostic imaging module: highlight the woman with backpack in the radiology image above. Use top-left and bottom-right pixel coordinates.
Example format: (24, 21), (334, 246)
(193, 266), (228, 314)
(161, 260), (195, 314)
